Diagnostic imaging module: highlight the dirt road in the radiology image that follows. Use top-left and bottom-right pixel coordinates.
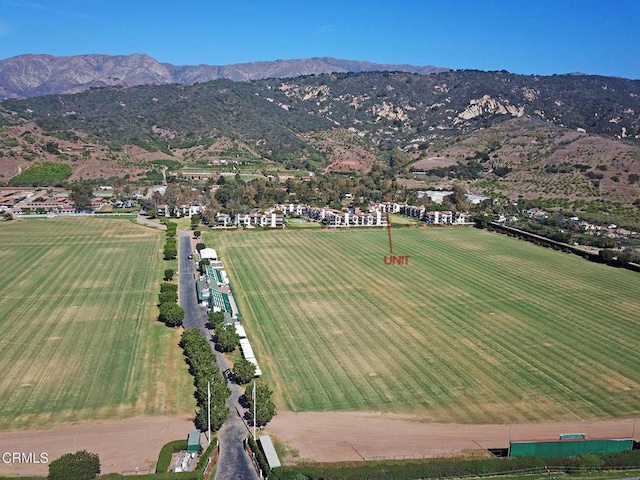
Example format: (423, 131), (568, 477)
(267, 411), (638, 463)
(0, 416), (194, 477)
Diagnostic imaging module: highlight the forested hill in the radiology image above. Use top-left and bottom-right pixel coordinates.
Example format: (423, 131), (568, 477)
(2, 70), (639, 163)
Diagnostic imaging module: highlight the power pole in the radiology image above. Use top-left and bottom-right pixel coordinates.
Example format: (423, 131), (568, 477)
(207, 381), (211, 443)
(253, 380), (257, 440)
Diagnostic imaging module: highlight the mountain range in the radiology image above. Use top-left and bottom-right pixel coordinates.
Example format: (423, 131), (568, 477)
(1, 55), (639, 205)
(0, 54), (448, 99)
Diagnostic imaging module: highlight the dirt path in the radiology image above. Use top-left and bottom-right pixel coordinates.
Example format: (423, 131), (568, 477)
(0, 416), (194, 477)
(1, 412), (636, 476)
(267, 412), (638, 463)
(8, 165), (22, 180)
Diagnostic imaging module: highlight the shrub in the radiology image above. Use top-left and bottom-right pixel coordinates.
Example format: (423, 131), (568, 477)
(207, 311), (225, 331)
(48, 450), (100, 480)
(248, 436), (271, 477)
(164, 268), (174, 281)
(159, 289), (178, 305)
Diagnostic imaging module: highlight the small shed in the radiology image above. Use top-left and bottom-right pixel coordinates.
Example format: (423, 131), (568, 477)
(187, 429), (201, 454)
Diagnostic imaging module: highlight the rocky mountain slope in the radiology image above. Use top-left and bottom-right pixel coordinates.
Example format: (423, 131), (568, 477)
(0, 54), (448, 99)
(1, 70), (639, 203)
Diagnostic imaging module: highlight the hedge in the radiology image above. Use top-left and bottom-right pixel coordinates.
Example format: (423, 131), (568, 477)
(156, 439), (188, 473)
(248, 436), (271, 477)
(270, 449), (640, 480)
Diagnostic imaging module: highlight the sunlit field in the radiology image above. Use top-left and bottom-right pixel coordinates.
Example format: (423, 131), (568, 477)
(0, 218), (194, 429)
(208, 227), (640, 423)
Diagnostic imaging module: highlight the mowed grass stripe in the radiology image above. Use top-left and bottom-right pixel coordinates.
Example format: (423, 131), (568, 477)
(208, 227), (640, 423)
(228, 231), (491, 417)
(228, 230), (505, 418)
(0, 231), (95, 415)
(237, 235), (363, 409)
(281, 233), (416, 408)
(412, 231), (640, 392)
(0, 218), (193, 429)
(236, 232), (430, 410)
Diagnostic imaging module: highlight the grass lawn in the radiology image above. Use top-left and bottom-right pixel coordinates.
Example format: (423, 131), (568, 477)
(388, 213), (419, 226)
(206, 227), (640, 423)
(285, 218), (322, 229)
(0, 217), (194, 430)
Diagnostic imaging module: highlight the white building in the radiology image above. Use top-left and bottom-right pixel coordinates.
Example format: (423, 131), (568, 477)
(200, 248), (218, 261)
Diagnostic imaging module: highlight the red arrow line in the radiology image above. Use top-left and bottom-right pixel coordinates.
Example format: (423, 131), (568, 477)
(386, 211), (393, 254)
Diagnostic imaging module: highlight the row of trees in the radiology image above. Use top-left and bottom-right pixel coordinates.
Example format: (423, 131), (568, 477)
(180, 328), (230, 432)
(207, 308), (275, 426)
(194, 241), (276, 428)
(207, 311), (239, 351)
(207, 310), (255, 382)
(172, 167), (405, 222)
(598, 248), (638, 267)
(158, 282), (184, 327)
(163, 220), (178, 260)
(158, 219), (184, 327)
(208, 310), (258, 383)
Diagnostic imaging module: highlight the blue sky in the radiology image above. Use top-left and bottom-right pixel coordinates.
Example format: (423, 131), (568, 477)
(1, 0), (638, 78)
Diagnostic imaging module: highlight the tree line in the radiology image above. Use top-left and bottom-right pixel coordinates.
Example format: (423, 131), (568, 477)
(157, 220), (184, 327)
(207, 303), (276, 427)
(180, 328), (230, 432)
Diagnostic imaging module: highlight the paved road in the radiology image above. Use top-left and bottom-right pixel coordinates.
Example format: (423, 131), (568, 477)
(178, 231), (258, 480)
(179, 232), (208, 333)
(215, 385), (258, 480)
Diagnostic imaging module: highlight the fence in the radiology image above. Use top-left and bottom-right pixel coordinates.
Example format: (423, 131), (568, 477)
(121, 468), (153, 475)
(202, 442), (220, 479)
(445, 464), (640, 479)
(364, 450), (489, 461)
(244, 438), (267, 479)
(15, 212), (137, 218)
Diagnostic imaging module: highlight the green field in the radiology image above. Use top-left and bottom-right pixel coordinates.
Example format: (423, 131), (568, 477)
(207, 227), (640, 423)
(0, 218), (194, 430)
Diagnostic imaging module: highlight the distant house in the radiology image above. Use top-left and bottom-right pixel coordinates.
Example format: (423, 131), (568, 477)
(373, 202), (402, 214)
(157, 204), (202, 218)
(236, 211), (284, 228)
(424, 210), (453, 224)
(216, 213), (233, 228)
(320, 208), (387, 228)
(423, 210), (472, 225)
(400, 204), (425, 219)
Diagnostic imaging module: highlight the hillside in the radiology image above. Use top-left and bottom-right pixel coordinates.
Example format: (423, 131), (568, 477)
(1, 70), (639, 203)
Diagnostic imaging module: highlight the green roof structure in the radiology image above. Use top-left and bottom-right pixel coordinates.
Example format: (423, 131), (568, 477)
(187, 430), (201, 454)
